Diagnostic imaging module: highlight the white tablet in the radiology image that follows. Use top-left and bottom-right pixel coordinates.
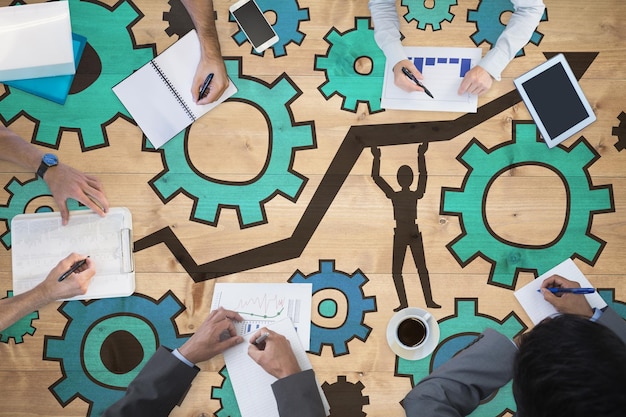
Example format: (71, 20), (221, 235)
(514, 54), (595, 148)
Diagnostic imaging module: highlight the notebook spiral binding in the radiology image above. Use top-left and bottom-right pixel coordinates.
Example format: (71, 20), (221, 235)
(149, 60), (196, 122)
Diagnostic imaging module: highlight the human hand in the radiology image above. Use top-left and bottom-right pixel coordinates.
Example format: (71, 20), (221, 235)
(458, 65), (493, 96)
(247, 328), (301, 379)
(392, 59), (424, 93)
(178, 308), (244, 364)
(540, 274), (594, 318)
(193, 55), (229, 105)
(38, 253), (95, 301)
(44, 163), (109, 225)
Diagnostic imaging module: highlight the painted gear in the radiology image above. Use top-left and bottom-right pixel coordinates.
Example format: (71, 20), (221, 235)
(598, 289), (626, 319)
(612, 111), (626, 151)
(44, 292), (190, 417)
(322, 375), (369, 417)
(0, 291), (38, 344)
(467, 0), (548, 57)
(229, 0), (310, 57)
(211, 366), (242, 417)
(401, 0), (457, 31)
(163, 0), (195, 38)
(0, 0), (154, 149)
(149, 57), (315, 228)
(315, 17), (386, 113)
(396, 299), (525, 416)
(0, 177), (82, 249)
(441, 122), (614, 288)
(288, 260), (377, 356)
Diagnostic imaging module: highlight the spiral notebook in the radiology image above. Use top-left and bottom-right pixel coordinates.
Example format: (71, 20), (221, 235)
(113, 29), (237, 148)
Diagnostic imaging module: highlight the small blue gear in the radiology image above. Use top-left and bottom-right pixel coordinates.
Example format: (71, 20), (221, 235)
(401, 0), (457, 31)
(229, 0), (309, 57)
(44, 292), (190, 416)
(441, 122), (614, 288)
(0, 0), (154, 149)
(315, 17), (386, 113)
(396, 298), (525, 416)
(612, 111), (626, 151)
(0, 176), (82, 249)
(149, 57), (315, 228)
(598, 289), (626, 319)
(0, 291), (38, 344)
(467, 0), (548, 57)
(288, 260), (377, 356)
(211, 366), (242, 417)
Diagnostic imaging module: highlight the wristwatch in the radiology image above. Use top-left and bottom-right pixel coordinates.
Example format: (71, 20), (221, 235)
(36, 153), (58, 178)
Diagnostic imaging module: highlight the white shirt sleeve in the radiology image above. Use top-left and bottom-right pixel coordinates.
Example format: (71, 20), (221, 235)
(368, 0), (408, 70)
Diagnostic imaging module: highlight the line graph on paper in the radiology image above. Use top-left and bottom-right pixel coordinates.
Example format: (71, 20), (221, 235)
(210, 283), (312, 349)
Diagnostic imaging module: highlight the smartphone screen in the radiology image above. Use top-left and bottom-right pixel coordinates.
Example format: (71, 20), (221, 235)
(231, 0), (277, 50)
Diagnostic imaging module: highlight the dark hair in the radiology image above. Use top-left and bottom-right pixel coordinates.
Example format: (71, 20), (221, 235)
(513, 314), (626, 417)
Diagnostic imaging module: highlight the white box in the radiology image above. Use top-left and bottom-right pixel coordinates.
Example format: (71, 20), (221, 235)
(0, 1), (75, 81)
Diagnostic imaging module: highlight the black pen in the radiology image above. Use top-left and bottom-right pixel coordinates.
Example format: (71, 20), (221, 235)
(401, 66), (434, 99)
(58, 257), (89, 282)
(198, 72), (214, 100)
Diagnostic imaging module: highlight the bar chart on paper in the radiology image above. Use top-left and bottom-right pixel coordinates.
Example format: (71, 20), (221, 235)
(210, 282), (313, 349)
(381, 46), (483, 112)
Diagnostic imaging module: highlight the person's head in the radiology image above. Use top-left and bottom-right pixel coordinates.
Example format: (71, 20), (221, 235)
(513, 314), (626, 417)
(396, 165), (413, 188)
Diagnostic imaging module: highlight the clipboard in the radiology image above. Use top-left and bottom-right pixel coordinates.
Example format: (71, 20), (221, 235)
(11, 207), (135, 300)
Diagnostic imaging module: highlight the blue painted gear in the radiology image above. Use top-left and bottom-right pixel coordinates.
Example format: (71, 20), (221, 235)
(441, 122), (614, 288)
(229, 0), (309, 57)
(0, 0), (154, 149)
(288, 260), (377, 356)
(211, 366), (242, 417)
(598, 289), (626, 319)
(44, 292), (190, 416)
(401, 0), (457, 31)
(467, 0), (547, 57)
(0, 177), (82, 249)
(149, 57), (315, 227)
(612, 111), (626, 151)
(0, 291), (38, 344)
(396, 298), (525, 416)
(315, 17), (386, 113)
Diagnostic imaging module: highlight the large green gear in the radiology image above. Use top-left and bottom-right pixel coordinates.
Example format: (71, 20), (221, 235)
(211, 366), (242, 417)
(149, 57), (316, 228)
(441, 122), (614, 288)
(401, 0), (457, 30)
(0, 0), (154, 149)
(0, 291), (38, 344)
(396, 298), (525, 416)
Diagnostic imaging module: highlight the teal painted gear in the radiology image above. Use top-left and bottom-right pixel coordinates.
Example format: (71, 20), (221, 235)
(0, 177), (82, 249)
(441, 122), (614, 288)
(396, 298), (525, 416)
(44, 292), (190, 416)
(467, 0), (548, 57)
(315, 17), (386, 113)
(229, 0), (310, 57)
(0, 291), (38, 344)
(599, 289), (626, 319)
(149, 57), (315, 227)
(0, 0), (154, 149)
(288, 260), (377, 356)
(211, 366), (242, 417)
(401, 0), (457, 31)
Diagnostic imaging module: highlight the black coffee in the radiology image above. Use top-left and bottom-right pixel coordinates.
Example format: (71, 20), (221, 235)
(397, 317), (427, 347)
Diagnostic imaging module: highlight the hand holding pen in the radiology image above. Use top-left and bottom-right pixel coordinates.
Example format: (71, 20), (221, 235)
(540, 274), (595, 318)
(248, 328), (302, 379)
(401, 66), (434, 99)
(39, 253), (96, 301)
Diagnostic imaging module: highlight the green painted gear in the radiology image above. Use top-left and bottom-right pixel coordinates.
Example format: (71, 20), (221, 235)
(211, 366), (242, 417)
(149, 57), (315, 227)
(396, 298), (525, 416)
(401, 0), (457, 31)
(598, 289), (626, 319)
(315, 17), (386, 113)
(441, 121), (614, 288)
(0, 291), (38, 344)
(0, 0), (154, 149)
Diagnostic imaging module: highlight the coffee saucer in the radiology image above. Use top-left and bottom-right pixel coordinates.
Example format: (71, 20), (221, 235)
(386, 307), (440, 361)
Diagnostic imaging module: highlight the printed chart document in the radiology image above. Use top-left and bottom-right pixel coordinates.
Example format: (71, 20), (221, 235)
(113, 29), (237, 149)
(514, 258), (607, 324)
(223, 318), (330, 417)
(11, 208), (135, 300)
(210, 282), (312, 349)
(381, 46), (482, 112)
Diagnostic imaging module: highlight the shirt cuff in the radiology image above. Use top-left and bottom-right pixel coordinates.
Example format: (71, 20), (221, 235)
(590, 307), (603, 322)
(172, 348), (195, 368)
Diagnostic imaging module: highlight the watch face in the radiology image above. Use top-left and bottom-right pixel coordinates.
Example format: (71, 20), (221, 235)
(42, 153), (58, 167)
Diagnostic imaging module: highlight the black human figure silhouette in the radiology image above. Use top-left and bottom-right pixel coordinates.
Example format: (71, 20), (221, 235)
(371, 143), (441, 311)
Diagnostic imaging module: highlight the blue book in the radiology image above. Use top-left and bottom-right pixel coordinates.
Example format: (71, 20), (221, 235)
(3, 33), (87, 105)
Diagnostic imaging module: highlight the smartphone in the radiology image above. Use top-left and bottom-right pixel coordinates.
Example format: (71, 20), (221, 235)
(229, 0), (279, 53)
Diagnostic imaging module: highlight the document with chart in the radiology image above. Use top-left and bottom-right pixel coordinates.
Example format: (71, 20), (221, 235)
(381, 46), (483, 112)
(210, 282), (312, 349)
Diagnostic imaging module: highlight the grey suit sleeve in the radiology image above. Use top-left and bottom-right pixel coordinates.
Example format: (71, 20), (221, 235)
(102, 346), (199, 417)
(271, 369), (327, 417)
(598, 306), (626, 345)
(402, 328), (517, 417)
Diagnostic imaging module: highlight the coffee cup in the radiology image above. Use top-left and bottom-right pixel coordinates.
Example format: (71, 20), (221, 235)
(394, 313), (431, 350)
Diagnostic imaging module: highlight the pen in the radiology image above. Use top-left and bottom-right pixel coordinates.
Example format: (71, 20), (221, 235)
(58, 257), (89, 282)
(253, 331), (270, 349)
(537, 287), (596, 294)
(401, 66), (434, 99)
(198, 73), (214, 100)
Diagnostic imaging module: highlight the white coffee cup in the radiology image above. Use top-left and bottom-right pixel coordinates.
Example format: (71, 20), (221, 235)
(394, 312), (431, 350)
